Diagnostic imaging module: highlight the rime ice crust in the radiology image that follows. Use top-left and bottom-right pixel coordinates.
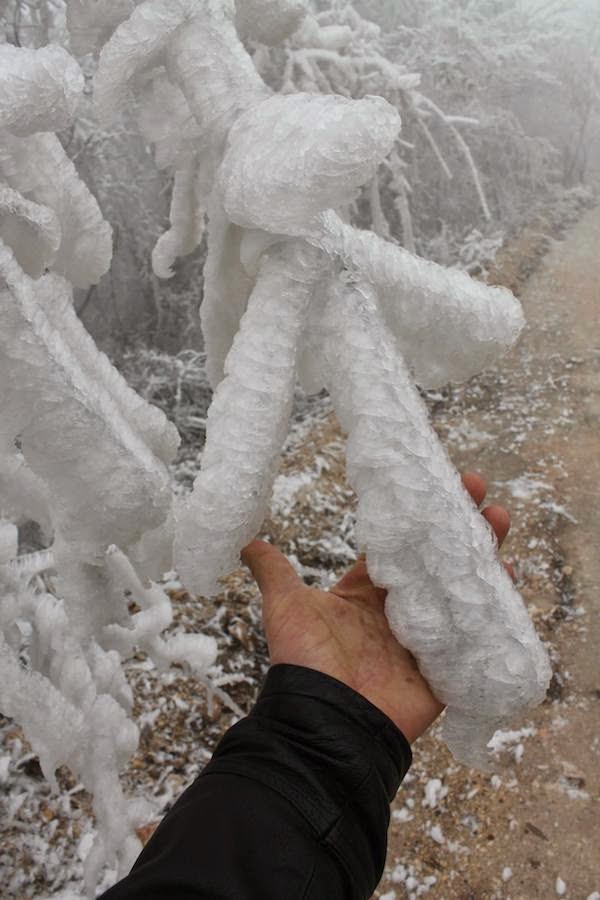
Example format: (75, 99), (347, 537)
(0, 184), (61, 278)
(66, 0), (137, 56)
(0, 246), (173, 565)
(312, 279), (551, 768)
(0, 132), (113, 289)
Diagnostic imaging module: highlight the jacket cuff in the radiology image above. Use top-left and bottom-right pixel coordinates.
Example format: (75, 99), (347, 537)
(254, 663), (412, 795)
(202, 663), (412, 897)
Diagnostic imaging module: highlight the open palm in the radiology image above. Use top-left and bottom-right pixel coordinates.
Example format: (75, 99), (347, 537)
(242, 473), (513, 743)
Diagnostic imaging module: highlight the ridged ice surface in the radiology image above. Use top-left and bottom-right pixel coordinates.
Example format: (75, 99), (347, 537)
(0, 44), (83, 136)
(200, 207), (255, 389)
(311, 278), (551, 767)
(0, 21), (551, 888)
(175, 242), (326, 594)
(0, 604), (144, 894)
(135, 0), (550, 770)
(220, 92), (401, 233)
(0, 184), (61, 278)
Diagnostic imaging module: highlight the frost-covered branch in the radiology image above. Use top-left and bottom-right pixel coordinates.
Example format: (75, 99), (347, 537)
(0, 36), (218, 893)
(85, 0), (550, 776)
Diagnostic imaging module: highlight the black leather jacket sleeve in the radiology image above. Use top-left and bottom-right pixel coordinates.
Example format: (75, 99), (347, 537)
(101, 663), (413, 900)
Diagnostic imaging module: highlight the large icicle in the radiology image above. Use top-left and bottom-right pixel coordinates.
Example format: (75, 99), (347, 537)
(199, 206), (255, 389)
(175, 241), (326, 595)
(152, 153), (210, 279)
(312, 276), (551, 768)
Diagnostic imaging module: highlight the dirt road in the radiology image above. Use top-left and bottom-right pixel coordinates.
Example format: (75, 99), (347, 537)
(372, 206), (600, 899)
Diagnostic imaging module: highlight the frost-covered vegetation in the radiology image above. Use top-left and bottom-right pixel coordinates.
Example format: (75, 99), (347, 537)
(0, 0), (598, 896)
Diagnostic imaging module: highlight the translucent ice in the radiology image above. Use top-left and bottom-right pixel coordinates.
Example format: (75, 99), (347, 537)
(219, 92), (401, 233)
(0, 183), (61, 279)
(0, 246), (174, 571)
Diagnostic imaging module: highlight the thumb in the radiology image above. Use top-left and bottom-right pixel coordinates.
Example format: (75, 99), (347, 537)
(241, 539), (302, 604)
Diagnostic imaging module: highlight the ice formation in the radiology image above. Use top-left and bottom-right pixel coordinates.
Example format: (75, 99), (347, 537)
(88, 0), (551, 769)
(0, 40), (217, 892)
(0, 13), (553, 890)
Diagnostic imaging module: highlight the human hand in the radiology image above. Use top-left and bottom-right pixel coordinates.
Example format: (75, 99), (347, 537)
(242, 473), (514, 743)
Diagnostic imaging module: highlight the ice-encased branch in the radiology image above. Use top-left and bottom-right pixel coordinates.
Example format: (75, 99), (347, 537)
(311, 210), (524, 389)
(0, 132), (113, 289)
(152, 153), (210, 279)
(0, 243), (173, 591)
(0, 44), (83, 136)
(219, 92), (401, 234)
(175, 241), (327, 595)
(0, 625), (145, 894)
(104, 545), (218, 678)
(311, 277), (551, 767)
(0, 183), (61, 279)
